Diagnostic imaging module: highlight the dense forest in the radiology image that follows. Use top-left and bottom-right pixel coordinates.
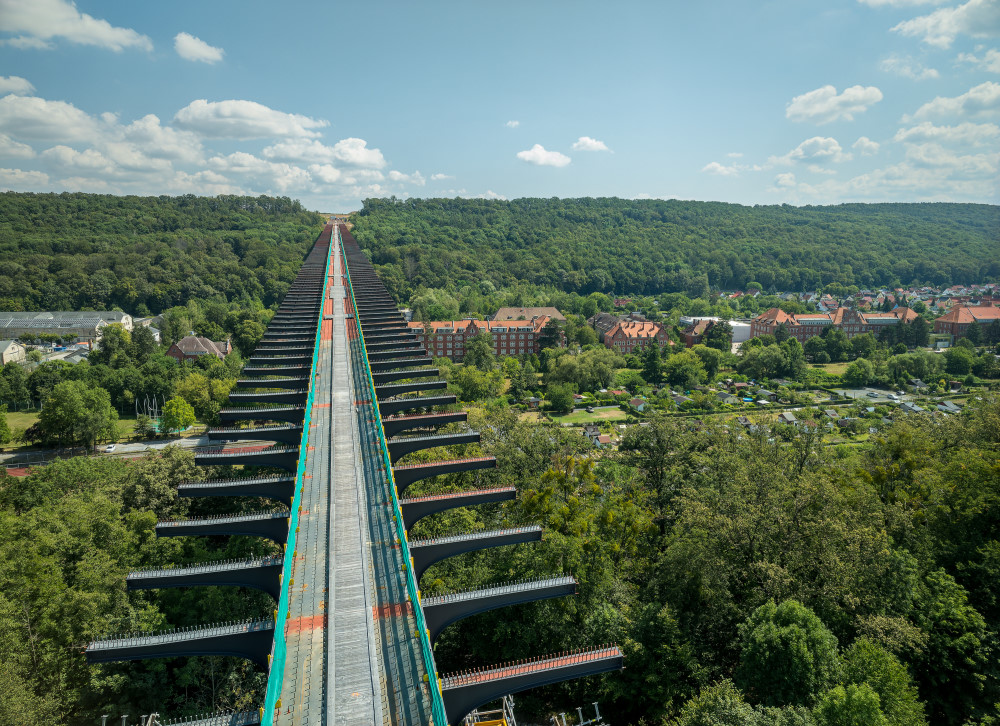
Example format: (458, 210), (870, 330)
(350, 197), (999, 299)
(3, 401), (999, 724)
(0, 192), (324, 314)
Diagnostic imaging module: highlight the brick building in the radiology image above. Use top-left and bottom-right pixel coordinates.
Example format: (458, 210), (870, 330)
(408, 315), (560, 362)
(603, 320), (671, 354)
(750, 306), (918, 342)
(933, 305), (1000, 337)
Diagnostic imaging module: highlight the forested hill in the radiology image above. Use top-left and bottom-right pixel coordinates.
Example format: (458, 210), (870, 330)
(0, 193), (324, 314)
(351, 197), (999, 296)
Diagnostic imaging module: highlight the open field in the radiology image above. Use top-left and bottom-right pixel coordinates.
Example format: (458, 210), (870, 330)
(550, 407), (629, 425)
(809, 361), (850, 376)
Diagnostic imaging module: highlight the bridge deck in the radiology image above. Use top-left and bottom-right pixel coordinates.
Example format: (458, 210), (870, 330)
(275, 223), (382, 724)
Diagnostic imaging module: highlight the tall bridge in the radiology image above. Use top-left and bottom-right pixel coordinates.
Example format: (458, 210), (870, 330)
(87, 224), (622, 725)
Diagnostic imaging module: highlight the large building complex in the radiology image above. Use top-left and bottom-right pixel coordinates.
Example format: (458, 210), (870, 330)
(932, 304), (1000, 337)
(750, 306), (918, 342)
(0, 310), (133, 343)
(588, 312), (671, 354)
(408, 314), (559, 362)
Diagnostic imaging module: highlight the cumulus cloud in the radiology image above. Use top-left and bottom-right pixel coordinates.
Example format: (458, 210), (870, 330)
(895, 120), (1000, 145)
(174, 99), (328, 139)
(786, 85), (884, 124)
(329, 138), (386, 168)
(516, 144), (571, 167)
(260, 137), (386, 168)
(904, 142), (999, 176)
(0, 76), (34, 95)
(121, 114), (204, 163)
(505, 120), (520, 128)
(853, 136), (881, 155)
(892, 0), (1000, 48)
(879, 55), (940, 79)
(572, 136), (610, 151)
(958, 48), (1000, 73)
(771, 136), (852, 164)
(388, 169), (426, 186)
(702, 161), (742, 176)
(208, 151), (312, 192)
(0, 167), (49, 188)
(307, 163), (341, 184)
(910, 81), (1000, 118)
(174, 32), (224, 64)
(430, 172), (452, 181)
(0, 132), (34, 158)
(0, 93), (100, 141)
(0, 0), (152, 52)
(774, 172), (797, 187)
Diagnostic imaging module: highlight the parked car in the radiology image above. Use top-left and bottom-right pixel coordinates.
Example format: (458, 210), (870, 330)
(105, 444), (116, 453)
(586, 406), (594, 413)
(867, 392), (879, 398)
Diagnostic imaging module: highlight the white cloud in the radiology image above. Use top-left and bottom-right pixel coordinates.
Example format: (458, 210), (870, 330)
(208, 151), (312, 192)
(904, 142), (999, 177)
(702, 161), (741, 176)
(957, 48), (1000, 73)
(786, 85), (884, 124)
(430, 172), (452, 181)
(41, 144), (115, 173)
(727, 151), (744, 158)
(572, 136), (610, 151)
(329, 138), (386, 168)
(173, 99), (328, 139)
(895, 120), (1000, 144)
(388, 169), (426, 186)
(0, 166), (48, 187)
(505, 120), (520, 128)
(853, 136), (881, 155)
(892, 0), (1000, 48)
(774, 172), (797, 187)
(910, 81), (1000, 118)
(0, 76), (34, 95)
(307, 163), (341, 184)
(516, 144), (571, 167)
(174, 32), (224, 64)
(0, 93), (99, 141)
(0, 132), (34, 158)
(0, 0), (152, 52)
(771, 136), (852, 165)
(121, 114), (204, 163)
(879, 55), (940, 79)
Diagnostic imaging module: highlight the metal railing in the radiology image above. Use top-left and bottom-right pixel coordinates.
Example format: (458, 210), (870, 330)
(90, 619), (274, 650)
(341, 229), (449, 726)
(410, 526), (541, 548)
(261, 228), (332, 719)
(422, 576), (575, 606)
(440, 646), (622, 688)
(129, 555), (283, 576)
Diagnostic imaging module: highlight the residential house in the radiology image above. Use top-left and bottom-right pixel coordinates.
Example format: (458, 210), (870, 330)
(756, 389), (777, 402)
(0, 339), (26, 365)
(166, 335), (233, 363)
(779, 412), (798, 425)
(629, 398), (647, 412)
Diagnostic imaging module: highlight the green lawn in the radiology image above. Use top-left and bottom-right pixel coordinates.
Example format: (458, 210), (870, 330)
(3, 410), (145, 451)
(550, 407), (628, 425)
(809, 361), (850, 376)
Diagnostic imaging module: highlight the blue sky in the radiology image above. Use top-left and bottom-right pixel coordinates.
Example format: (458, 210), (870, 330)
(1, 0), (998, 210)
